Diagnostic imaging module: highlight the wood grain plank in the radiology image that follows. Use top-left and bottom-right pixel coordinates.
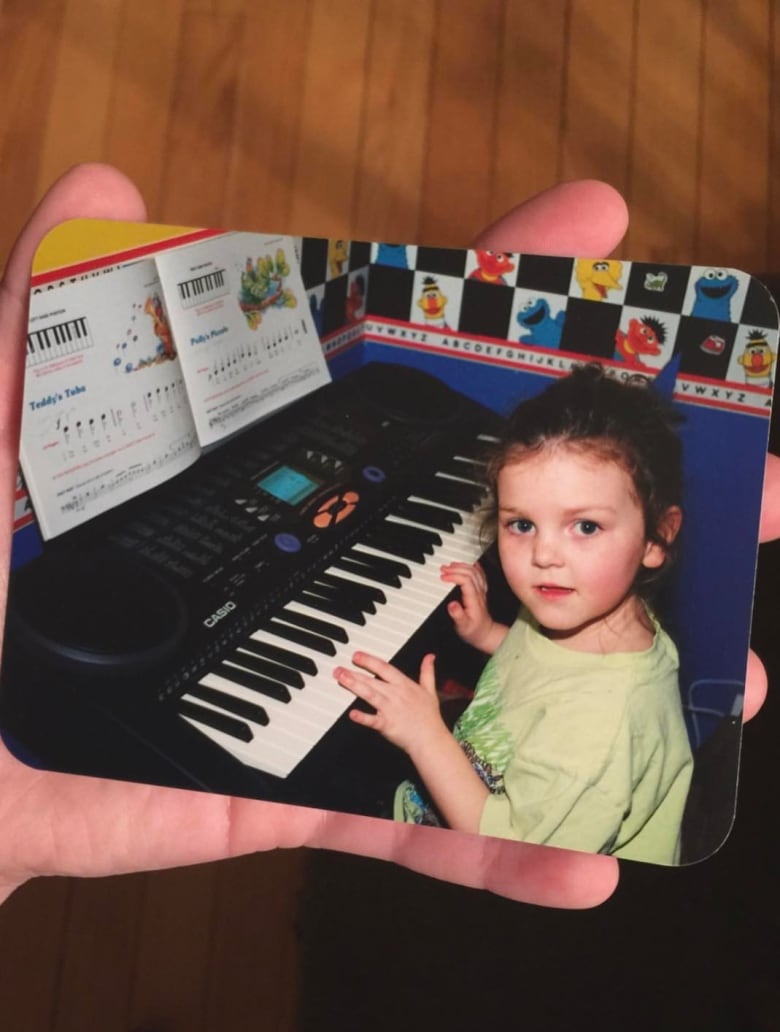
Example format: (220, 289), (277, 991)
(200, 851), (304, 1032)
(288, 0), (372, 237)
(103, 0), (187, 216)
(0, 878), (71, 1032)
(417, 0), (503, 246)
(559, 0), (636, 213)
(126, 865), (218, 1032)
(51, 874), (146, 1032)
(157, 12), (244, 227)
(624, 0), (703, 263)
(34, 0), (126, 199)
(221, 2), (311, 233)
(350, 0), (436, 243)
(696, 0), (771, 270)
(0, 0), (67, 269)
(491, 0), (569, 221)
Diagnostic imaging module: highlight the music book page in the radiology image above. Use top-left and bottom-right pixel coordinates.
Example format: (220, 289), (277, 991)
(153, 231), (330, 447)
(22, 259), (200, 539)
(21, 232), (330, 540)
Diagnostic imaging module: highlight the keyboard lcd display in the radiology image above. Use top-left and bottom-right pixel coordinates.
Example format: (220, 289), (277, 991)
(258, 465), (319, 506)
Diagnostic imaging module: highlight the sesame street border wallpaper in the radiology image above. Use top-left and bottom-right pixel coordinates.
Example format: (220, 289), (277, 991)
(1, 223), (778, 867)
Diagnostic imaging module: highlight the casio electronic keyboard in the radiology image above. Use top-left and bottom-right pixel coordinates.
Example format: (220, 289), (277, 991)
(1, 362), (506, 815)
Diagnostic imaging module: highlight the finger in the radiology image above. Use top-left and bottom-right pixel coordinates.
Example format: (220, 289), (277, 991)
(474, 179), (628, 258)
(743, 649), (768, 722)
(333, 666), (381, 703)
(419, 653), (436, 693)
(759, 452), (780, 542)
(351, 651), (401, 683)
(2, 163), (147, 304)
(348, 708), (382, 730)
(305, 811), (620, 908)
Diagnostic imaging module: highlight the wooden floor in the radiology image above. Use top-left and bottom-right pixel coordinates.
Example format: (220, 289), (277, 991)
(0, 2), (778, 1029)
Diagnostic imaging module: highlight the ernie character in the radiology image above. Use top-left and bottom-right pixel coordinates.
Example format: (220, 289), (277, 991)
(470, 250), (516, 285)
(614, 316), (667, 370)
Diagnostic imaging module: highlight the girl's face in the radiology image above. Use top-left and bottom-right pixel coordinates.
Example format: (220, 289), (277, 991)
(496, 443), (672, 653)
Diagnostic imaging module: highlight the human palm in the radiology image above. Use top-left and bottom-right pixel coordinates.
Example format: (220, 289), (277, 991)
(0, 164), (773, 908)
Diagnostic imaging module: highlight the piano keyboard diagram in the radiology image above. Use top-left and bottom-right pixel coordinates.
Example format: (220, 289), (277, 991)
(176, 268), (228, 309)
(27, 315), (93, 368)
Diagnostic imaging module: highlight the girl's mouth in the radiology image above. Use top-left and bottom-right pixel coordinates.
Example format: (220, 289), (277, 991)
(535, 585), (574, 599)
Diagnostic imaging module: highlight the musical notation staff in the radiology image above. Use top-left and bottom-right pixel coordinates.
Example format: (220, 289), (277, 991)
(27, 316), (93, 367)
(177, 268), (228, 309)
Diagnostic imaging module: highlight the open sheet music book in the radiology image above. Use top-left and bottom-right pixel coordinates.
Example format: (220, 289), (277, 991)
(22, 232), (330, 539)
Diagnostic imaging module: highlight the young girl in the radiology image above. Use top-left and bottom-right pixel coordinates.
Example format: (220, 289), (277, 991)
(333, 364), (694, 865)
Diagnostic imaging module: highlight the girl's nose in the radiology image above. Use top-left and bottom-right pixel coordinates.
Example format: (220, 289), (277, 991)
(532, 532), (563, 567)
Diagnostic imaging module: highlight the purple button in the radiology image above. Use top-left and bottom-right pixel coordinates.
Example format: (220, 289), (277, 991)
(274, 532), (302, 553)
(362, 465), (385, 483)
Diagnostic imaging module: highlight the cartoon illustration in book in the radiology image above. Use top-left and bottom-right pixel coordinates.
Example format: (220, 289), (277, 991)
(575, 258), (623, 301)
(376, 243), (409, 268)
(328, 239), (349, 278)
(113, 294), (176, 372)
(737, 330), (776, 387)
(516, 297), (565, 348)
(614, 315), (667, 370)
(416, 276), (449, 328)
(691, 269), (739, 321)
(469, 249), (516, 285)
(144, 294), (176, 360)
(238, 250), (298, 330)
(346, 274), (366, 323)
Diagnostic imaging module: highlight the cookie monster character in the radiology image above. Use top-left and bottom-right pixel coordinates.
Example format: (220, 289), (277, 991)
(691, 269), (739, 321)
(376, 244), (409, 269)
(516, 297), (565, 348)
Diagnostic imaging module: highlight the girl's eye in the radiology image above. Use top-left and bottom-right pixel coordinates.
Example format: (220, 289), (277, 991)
(575, 519), (600, 536)
(508, 518), (534, 534)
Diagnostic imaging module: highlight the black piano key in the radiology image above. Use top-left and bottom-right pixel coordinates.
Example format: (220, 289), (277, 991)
(189, 682), (272, 723)
(362, 525), (427, 564)
(260, 619), (337, 656)
(179, 699), (255, 741)
(312, 577), (376, 615)
(378, 519), (442, 552)
(215, 662), (292, 703)
(297, 589), (366, 626)
(416, 476), (484, 511)
(344, 548), (412, 581)
(315, 571), (386, 607)
(229, 649), (305, 688)
(277, 607), (349, 643)
(438, 458), (485, 484)
(239, 639), (318, 676)
(392, 498), (461, 531)
(332, 554), (402, 588)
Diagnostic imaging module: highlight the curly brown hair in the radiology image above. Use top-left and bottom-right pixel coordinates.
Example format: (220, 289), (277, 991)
(479, 363), (684, 597)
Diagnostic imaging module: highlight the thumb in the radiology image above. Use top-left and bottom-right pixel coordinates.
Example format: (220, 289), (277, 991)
(419, 653), (437, 693)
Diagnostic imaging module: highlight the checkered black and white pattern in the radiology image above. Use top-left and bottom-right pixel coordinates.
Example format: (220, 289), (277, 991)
(300, 236), (779, 395)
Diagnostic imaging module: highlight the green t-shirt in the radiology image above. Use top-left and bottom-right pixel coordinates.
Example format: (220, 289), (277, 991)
(397, 608), (694, 865)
